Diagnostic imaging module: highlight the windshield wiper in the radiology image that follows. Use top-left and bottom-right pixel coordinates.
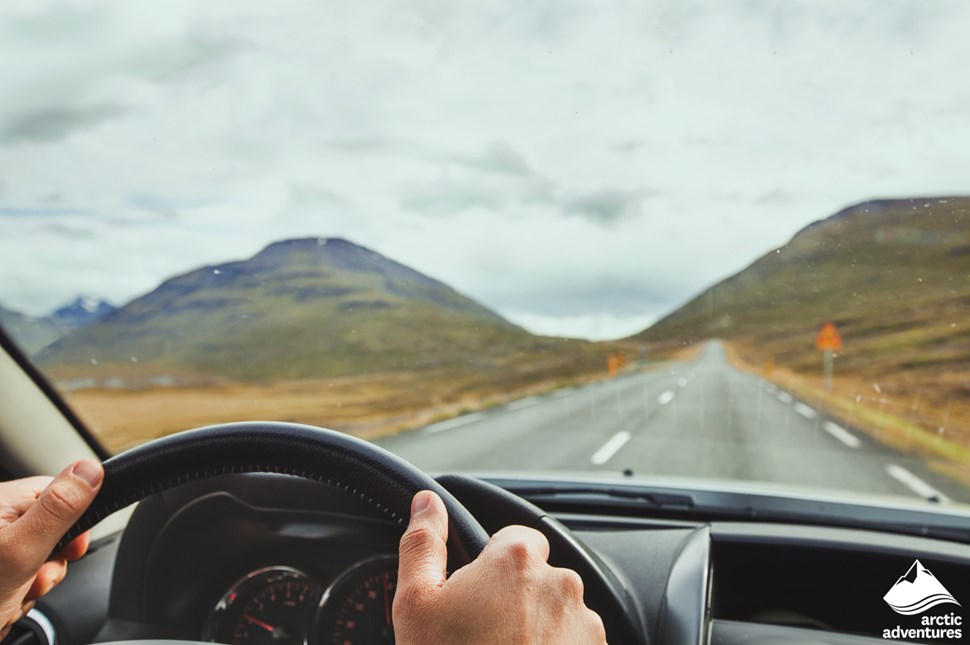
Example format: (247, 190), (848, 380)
(508, 484), (696, 511)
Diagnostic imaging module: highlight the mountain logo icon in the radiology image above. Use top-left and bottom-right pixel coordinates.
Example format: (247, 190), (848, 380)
(883, 560), (961, 615)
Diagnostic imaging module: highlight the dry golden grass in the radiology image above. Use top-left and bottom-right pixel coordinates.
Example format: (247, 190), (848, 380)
(63, 339), (690, 454)
(66, 356), (627, 453)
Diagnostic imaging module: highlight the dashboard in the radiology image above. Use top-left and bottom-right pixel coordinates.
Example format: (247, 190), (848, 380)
(30, 473), (970, 645)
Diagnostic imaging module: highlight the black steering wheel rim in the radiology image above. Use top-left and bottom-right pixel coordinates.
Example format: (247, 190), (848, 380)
(56, 421), (489, 564)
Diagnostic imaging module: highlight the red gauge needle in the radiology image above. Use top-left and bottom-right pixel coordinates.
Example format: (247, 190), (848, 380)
(383, 572), (392, 626)
(243, 614), (276, 633)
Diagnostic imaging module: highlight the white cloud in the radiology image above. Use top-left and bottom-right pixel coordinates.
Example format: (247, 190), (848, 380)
(1, 0), (969, 339)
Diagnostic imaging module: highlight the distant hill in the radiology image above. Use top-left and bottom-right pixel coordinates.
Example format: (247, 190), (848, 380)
(39, 238), (583, 381)
(0, 296), (115, 354)
(0, 305), (63, 354)
(636, 197), (970, 374)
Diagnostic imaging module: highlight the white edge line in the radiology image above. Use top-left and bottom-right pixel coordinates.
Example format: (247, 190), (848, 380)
(423, 411), (486, 435)
(885, 464), (950, 503)
(823, 421), (861, 448)
(507, 396), (539, 411)
(591, 431), (632, 465)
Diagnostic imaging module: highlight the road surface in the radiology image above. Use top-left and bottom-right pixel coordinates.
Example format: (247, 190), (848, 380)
(378, 341), (969, 504)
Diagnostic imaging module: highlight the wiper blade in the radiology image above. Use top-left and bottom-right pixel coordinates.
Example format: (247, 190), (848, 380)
(505, 484), (696, 510)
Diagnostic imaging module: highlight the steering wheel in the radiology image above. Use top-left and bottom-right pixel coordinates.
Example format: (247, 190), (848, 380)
(56, 421), (643, 643)
(55, 421), (489, 564)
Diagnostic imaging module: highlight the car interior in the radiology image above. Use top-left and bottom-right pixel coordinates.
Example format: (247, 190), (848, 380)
(2, 329), (970, 645)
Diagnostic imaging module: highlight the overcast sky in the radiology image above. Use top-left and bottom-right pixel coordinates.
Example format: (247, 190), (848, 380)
(1, 1), (968, 340)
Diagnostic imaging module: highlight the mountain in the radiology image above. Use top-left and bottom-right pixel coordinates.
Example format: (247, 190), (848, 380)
(636, 197), (970, 375)
(39, 238), (575, 380)
(0, 305), (63, 354)
(50, 296), (116, 330)
(0, 296), (115, 354)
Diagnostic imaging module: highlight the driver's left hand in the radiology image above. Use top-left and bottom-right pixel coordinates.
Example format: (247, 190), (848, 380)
(0, 460), (103, 639)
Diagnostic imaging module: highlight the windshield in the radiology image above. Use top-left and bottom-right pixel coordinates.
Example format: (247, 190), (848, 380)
(2, 1), (968, 509)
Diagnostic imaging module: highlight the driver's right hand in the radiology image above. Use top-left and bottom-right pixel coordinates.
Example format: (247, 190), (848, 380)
(394, 490), (608, 644)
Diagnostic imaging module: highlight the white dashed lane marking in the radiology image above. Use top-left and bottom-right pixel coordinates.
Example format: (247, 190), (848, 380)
(823, 421), (861, 448)
(794, 403), (817, 419)
(657, 390), (675, 405)
(777, 392), (792, 404)
(885, 464), (950, 502)
(591, 431), (632, 465)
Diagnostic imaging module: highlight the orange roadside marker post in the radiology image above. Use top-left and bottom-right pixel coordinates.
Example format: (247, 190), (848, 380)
(815, 321), (843, 390)
(608, 354), (619, 377)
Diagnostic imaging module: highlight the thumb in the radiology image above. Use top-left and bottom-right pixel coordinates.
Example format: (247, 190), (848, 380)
(11, 460), (103, 570)
(397, 491), (449, 592)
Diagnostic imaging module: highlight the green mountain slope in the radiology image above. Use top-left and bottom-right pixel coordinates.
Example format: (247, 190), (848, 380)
(637, 197), (970, 375)
(40, 238), (575, 380)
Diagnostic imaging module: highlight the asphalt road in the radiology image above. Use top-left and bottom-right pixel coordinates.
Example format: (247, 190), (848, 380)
(378, 341), (969, 504)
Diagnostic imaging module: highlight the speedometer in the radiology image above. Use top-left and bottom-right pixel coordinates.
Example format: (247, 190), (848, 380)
(204, 566), (323, 645)
(313, 556), (398, 645)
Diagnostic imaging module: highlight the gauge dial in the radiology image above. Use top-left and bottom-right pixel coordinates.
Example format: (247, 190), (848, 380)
(313, 556), (398, 645)
(204, 566), (323, 645)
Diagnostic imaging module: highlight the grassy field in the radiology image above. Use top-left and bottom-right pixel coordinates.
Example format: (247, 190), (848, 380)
(65, 342), (649, 453)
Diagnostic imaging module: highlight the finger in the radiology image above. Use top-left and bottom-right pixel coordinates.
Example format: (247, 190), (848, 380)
(25, 560), (67, 601)
(397, 491), (449, 591)
(9, 460), (103, 572)
(485, 525), (551, 565)
(0, 477), (52, 517)
(56, 531), (91, 562)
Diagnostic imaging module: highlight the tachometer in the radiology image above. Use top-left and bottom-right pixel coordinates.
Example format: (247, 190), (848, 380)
(204, 566), (323, 645)
(313, 556), (398, 645)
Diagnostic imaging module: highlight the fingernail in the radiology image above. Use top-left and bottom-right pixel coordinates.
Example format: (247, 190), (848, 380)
(72, 459), (104, 488)
(412, 490), (433, 515)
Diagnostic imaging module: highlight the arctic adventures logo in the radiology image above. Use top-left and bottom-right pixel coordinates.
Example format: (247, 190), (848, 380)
(882, 560), (962, 641)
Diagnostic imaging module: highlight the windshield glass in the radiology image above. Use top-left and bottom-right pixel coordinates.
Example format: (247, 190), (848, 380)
(2, 1), (969, 508)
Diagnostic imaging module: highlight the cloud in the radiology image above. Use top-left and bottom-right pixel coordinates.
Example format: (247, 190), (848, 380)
(401, 181), (507, 216)
(453, 142), (534, 177)
(0, 103), (127, 144)
(614, 139), (650, 154)
(564, 189), (645, 224)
